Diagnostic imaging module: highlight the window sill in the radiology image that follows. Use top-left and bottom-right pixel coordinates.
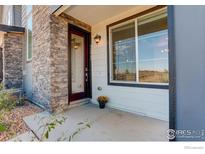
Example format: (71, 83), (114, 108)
(108, 82), (169, 89)
(26, 59), (32, 63)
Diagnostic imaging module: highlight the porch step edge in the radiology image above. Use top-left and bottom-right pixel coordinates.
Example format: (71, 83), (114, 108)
(69, 98), (90, 109)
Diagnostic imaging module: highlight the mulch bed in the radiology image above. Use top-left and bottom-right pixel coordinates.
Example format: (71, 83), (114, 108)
(0, 101), (43, 141)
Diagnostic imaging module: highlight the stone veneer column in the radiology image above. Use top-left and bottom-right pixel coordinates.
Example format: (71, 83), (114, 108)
(2, 32), (23, 89)
(32, 6), (52, 111)
(32, 6), (69, 112)
(49, 15), (69, 112)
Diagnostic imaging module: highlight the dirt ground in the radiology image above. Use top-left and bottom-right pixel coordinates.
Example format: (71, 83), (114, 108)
(0, 101), (43, 141)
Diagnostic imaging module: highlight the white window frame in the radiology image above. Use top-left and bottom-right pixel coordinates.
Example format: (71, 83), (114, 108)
(108, 8), (169, 87)
(7, 10), (12, 25)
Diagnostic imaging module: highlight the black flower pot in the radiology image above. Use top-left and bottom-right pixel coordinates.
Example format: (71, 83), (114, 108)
(99, 102), (105, 109)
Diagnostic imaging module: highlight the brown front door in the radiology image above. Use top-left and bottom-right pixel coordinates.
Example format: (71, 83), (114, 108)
(68, 24), (91, 102)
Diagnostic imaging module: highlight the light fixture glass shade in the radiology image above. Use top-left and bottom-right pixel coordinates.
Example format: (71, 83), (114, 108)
(72, 38), (81, 49)
(94, 34), (101, 44)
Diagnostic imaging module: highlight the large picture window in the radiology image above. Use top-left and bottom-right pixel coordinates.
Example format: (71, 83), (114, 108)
(108, 7), (168, 88)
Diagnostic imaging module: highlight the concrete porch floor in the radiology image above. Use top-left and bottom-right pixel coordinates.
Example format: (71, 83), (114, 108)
(22, 103), (168, 141)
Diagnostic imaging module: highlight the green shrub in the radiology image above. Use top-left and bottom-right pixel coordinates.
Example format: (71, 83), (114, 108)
(0, 123), (7, 132)
(0, 83), (16, 132)
(0, 91), (16, 112)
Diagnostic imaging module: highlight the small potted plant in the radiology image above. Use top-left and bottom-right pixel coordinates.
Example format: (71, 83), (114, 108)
(97, 96), (108, 109)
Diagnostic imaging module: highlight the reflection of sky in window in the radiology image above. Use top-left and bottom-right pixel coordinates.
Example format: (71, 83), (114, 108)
(27, 15), (32, 60)
(138, 30), (168, 71)
(28, 16), (32, 31)
(26, 5), (32, 15)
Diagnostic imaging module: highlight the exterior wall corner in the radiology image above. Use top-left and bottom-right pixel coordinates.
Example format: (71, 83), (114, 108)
(2, 32), (24, 89)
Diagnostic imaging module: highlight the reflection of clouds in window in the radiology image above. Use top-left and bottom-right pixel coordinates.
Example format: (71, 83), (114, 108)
(138, 30), (168, 72)
(138, 29), (168, 83)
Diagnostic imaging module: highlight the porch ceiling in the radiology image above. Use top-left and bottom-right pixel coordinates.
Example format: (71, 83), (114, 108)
(64, 5), (137, 26)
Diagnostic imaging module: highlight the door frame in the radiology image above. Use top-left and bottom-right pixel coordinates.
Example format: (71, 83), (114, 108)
(68, 24), (92, 103)
(167, 6), (176, 141)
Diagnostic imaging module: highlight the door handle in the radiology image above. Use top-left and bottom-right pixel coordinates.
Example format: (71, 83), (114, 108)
(85, 72), (88, 82)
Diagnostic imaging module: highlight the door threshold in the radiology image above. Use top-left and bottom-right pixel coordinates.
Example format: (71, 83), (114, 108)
(69, 98), (90, 108)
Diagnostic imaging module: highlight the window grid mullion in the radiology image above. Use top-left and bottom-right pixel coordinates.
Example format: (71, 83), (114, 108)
(135, 19), (139, 83)
(109, 28), (113, 81)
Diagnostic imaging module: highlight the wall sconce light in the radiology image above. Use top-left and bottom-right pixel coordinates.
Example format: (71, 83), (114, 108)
(94, 34), (101, 44)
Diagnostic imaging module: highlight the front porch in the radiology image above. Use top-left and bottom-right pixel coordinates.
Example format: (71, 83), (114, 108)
(1, 5), (169, 141)
(19, 103), (168, 141)
(16, 5), (169, 121)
